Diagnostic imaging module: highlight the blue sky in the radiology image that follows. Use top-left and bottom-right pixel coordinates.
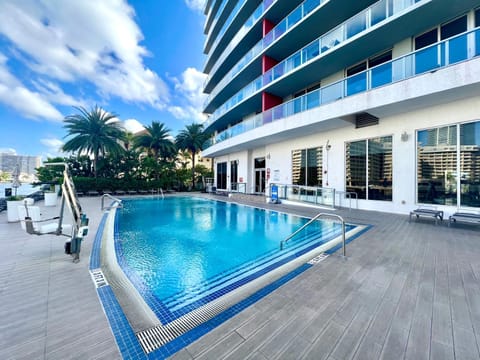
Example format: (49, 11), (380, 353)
(0, 0), (207, 160)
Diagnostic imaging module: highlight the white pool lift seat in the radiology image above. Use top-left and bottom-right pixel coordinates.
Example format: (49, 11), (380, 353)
(18, 205), (73, 236)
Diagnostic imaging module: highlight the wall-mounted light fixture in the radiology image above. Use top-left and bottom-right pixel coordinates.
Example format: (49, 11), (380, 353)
(266, 153), (271, 159)
(401, 131), (409, 142)
(326, 140), (332, 151)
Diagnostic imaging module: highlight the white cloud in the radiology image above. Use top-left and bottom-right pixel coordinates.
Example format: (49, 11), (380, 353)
(40, 137), (64, 158)
(0, 53), (64, 121)
(0, 0), (170, 114)
(123, 119), (145, 134)
(184, 0), (206, 12)
(32, 79), (85, 107)
(0, 148), (17, 155)
(168, 67), (207, 122)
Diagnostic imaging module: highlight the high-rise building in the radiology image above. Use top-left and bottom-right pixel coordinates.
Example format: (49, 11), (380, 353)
(0, 151), (41, 179)
(202, 0), (480, 212)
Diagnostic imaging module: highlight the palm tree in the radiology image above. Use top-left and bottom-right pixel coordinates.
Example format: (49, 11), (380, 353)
(175, 123), (208, 190)
(134, 121), (176, 159)
(134, 121), (176, 180)
(62, 106), (125, 178)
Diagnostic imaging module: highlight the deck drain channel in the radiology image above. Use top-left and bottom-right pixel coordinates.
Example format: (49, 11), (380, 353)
(136, 300), (229, 354)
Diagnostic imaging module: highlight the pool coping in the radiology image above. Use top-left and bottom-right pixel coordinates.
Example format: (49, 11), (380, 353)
(90, 197), (371, 359)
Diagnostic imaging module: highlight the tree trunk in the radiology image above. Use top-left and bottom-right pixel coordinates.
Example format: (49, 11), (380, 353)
(93, 150), (98, 178)
(191, 150), (196, 190)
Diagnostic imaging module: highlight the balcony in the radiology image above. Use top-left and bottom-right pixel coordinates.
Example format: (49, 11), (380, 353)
(204, 0), (276, 87)
(204, 0), (426, 125)
(204, 0), (374, 111)
(203, 28), (480, 155)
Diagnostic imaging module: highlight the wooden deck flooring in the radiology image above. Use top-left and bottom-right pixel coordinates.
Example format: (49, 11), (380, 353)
(0, 195), (479, 359)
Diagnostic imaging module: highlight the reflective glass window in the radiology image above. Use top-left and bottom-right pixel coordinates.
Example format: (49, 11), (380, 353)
(368, 137), (392, 201)
(216, 162), (227, 189)
(292, 147), (322, 186)
(460, 121), (480, 207)
(346, 140), (367, 199)
(417, 125), (457, 205)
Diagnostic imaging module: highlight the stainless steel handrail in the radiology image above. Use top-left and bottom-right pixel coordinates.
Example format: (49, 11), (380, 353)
(101, 194), (123, 210)
(280, 212), (346, 257)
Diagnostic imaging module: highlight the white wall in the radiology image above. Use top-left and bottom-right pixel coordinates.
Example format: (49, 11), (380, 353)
(219, 96), (480, 215)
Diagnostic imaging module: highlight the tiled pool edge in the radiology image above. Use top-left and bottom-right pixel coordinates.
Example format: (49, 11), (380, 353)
(90, 207), (372, 359)
(89, 210), (145, 359)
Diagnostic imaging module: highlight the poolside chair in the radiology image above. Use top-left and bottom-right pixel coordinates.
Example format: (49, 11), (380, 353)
(18, 205), (72, 236)
(409, 205), (443, 225)
(448, 209), (480, 227)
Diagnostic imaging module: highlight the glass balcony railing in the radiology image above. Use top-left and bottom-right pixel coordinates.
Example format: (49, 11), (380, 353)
(208, 0), (248, 61)
(205, 0), (423, 128)
(205, 0), (326, 109)
(205, 0), (278, 93)
(204, 28), (480, 149)
(205, 0), (229, 50)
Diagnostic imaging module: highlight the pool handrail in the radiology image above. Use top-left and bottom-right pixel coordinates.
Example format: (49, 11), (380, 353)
(280, 212), (346, 257)
(101, 194), (123, 210)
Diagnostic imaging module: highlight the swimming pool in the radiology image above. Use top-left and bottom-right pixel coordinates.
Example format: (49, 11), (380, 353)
(104, 196), (366, 357)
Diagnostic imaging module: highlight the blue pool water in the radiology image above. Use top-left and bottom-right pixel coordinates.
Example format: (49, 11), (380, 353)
(116, 197), (356, 316)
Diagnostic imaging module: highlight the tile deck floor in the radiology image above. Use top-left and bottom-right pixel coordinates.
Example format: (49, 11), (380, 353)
(0, 194), (479, 359)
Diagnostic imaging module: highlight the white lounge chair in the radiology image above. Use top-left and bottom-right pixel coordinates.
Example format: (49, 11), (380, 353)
(17, 205), (72, 235)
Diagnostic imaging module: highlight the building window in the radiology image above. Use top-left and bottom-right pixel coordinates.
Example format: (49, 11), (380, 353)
(292, 147), (323, 187)
(346, 136), (393, 201)
(346, 51), (392, 95)
(230, 160), (238, 190)
(417, 121), (480, 207)
(216, 162), (227, 189)
(414, 15), (468, 73)
(254, 157), (266, 193)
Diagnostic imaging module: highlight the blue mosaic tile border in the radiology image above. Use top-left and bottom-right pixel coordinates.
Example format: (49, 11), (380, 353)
(98, 286), (145, 359)
(89, 210), (147, 359)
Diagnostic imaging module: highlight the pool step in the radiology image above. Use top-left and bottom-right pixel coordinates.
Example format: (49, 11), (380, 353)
(163, 227), (342, 312)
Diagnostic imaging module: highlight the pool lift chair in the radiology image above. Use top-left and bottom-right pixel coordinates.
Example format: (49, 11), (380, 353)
(19, 163), (89, 263)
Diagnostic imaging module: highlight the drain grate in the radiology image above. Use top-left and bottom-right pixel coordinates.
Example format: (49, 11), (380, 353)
(308, 253), (329, 265)
(136, 299), (231, 353)
(90, 269), (108, 288)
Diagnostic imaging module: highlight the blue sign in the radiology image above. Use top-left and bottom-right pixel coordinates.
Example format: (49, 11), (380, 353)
(271, 185), (278, 203)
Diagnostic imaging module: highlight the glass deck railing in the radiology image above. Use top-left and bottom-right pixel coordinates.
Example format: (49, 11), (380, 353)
(205, 0), (326, 109)
(274, 184), (336, 208)
(205, 0), (422, 128)
(204, 27), (480, 149)
(208, 0), (248, 60)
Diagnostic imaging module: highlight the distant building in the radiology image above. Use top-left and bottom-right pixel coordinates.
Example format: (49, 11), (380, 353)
(0, 151), (42, 180)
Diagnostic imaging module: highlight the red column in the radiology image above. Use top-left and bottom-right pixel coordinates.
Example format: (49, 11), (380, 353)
(263, 19), (274, 36)
(262, 55), (278, 73)
(262, 92), (282, 112)
(261, 19), (282, 120)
